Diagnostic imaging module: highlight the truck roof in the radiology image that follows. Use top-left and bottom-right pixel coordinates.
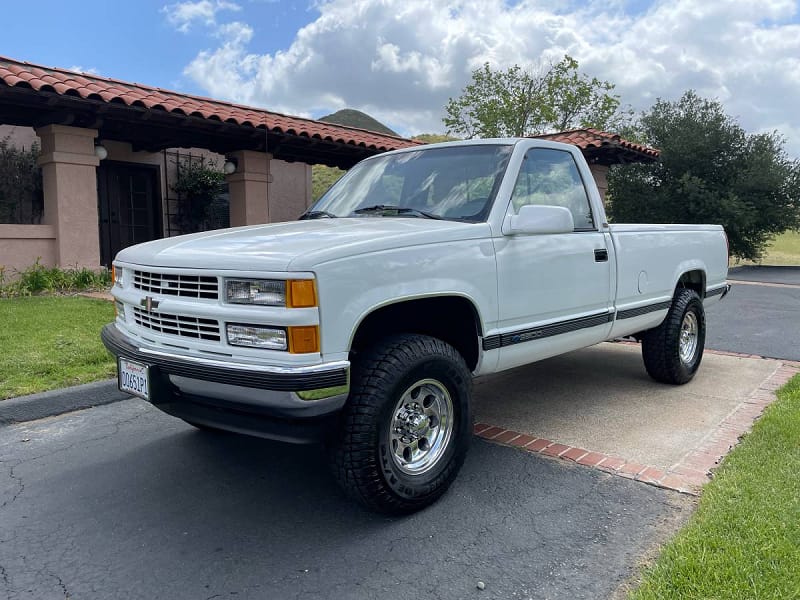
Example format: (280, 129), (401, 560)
(372, 137), (580, 159)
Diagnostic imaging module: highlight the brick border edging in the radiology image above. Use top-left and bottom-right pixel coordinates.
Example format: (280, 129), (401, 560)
(474, 351), (800, 495)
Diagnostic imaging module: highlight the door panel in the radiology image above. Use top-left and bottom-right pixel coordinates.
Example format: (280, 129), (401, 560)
(492, 147), (613, 371)
(493, 232), (613, 370)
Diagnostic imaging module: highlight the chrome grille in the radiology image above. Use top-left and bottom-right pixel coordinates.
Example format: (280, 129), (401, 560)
(133, 307), (221, 342)
(133, 270), (218, 299)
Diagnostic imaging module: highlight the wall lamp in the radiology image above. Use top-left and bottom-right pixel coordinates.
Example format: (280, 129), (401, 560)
(223, 158), (238, 175)
(94, 142), (108, 160)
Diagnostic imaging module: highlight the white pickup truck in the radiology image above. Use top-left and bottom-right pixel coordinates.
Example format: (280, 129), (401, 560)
(102, 138), (729, 513)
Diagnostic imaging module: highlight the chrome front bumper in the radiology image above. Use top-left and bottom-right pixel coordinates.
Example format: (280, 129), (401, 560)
(101, 323), (350, 442)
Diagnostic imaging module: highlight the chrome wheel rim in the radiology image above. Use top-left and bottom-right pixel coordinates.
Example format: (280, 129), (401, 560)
(679, 311), (699, 364)
(388, 378), (454, 475)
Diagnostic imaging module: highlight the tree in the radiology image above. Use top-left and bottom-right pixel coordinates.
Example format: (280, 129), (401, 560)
(443, 56), (630, 138)
(608, 91), (800, 261)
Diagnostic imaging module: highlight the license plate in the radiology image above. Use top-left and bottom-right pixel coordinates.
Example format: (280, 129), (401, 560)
(118, 358), (150, 401)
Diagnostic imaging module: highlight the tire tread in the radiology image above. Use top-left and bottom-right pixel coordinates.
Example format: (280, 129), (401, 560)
(330, 334), (472, 514)
(641, 288), (705, 385)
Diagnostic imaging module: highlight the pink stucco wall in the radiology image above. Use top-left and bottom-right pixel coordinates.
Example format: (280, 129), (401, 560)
(0, 123), (314, 272)
(0, 224), (57, 275)
(269, 160), (314, 223)
(0, 125), (38, 150)
(589, 164), (609, 203)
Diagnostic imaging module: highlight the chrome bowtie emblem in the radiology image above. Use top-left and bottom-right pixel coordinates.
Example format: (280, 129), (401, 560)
(140, 296), (160, 312)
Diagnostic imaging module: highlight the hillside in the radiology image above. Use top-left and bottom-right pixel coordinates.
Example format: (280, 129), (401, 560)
(412, 133), (461, 143)
(319, 109), (398, 136)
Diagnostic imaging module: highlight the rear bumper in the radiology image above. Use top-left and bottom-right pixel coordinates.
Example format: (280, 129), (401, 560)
(705, 283), (731, 300)
(721, 283), (732, 299)
(101, 323), (349, 443)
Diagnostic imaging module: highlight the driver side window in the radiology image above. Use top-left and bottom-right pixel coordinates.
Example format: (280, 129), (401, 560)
(510, 149), (594, 230)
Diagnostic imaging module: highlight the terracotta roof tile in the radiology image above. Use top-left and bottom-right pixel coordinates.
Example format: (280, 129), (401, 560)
(533, 128), (659, 159)
(0, 55), (419, 153)
(51, 82), (74, 95)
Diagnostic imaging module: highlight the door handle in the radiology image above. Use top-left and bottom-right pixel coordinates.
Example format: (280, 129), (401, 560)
(594, 249), (609, 262)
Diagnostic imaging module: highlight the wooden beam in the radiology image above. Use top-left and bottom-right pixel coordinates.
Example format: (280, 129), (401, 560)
(33, 109), (77, 127)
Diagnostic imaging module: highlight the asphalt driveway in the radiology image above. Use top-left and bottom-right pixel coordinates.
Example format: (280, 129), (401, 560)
(728, 265), (800, 286)
(0, 400), (688, 600)
(705, 267), (800, 361)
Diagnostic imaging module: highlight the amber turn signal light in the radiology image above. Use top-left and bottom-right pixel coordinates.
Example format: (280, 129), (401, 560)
(286, 279), (317, 308)
(288, 326), (319, 353)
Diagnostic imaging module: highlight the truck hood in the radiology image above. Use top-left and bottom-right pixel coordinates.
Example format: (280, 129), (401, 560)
(115, 218), (491, 272)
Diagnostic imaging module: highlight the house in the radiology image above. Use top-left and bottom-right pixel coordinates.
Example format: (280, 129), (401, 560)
(0, 55), (416, 273)
(0, 54), (658, 275)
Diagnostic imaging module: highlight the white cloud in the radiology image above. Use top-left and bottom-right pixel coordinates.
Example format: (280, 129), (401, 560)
(67, 65), (100, 75)
(216, 21), (254, 44)
(180, 0), (800, 156)
(162, 0), (241, 34)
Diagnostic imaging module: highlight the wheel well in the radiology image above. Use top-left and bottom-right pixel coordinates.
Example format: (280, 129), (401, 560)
(676, 270), (705, 297)
(350, 297), (482, 371)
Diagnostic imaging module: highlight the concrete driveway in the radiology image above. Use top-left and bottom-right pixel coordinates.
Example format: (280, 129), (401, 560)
(473, 343), (784, 483)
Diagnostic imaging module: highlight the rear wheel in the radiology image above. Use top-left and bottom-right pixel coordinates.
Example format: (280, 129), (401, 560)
(330, 334), (472, 514)
(641, 288), (706, 384)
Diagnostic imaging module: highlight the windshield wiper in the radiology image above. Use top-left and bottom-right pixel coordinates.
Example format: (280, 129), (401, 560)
(352, 204), (443, 220)
(299, 210), (337, 220)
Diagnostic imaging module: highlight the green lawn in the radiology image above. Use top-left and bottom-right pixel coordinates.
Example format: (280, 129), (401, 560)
(738, 230), (800, 266)
(630, 373), (800, 599)
(0, 296), (116, 399)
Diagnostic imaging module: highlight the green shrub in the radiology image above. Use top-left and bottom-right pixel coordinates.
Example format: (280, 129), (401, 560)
(0, 258), (111, 297)
(171, 160), (227, 233)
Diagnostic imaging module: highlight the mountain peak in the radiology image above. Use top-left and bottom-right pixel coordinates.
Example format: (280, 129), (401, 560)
(318, 109), (398, 136)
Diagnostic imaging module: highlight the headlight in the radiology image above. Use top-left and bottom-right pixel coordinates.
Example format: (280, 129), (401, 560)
(226, 324), (287, 350)
(225, 279), (286, 306)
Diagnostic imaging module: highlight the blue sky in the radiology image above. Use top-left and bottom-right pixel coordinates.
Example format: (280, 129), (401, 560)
(0, 1), (317, 93)
(2, 0), (800, 155)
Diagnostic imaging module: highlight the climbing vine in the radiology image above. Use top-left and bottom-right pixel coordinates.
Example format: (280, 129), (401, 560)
(171, 160), (228, 233)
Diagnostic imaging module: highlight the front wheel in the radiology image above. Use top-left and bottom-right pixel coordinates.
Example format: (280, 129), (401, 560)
(641, 288), (706, 384)
(330, 334), (472, 514)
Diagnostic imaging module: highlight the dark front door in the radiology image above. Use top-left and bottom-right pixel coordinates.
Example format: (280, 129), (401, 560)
(98, 162), (162, 267)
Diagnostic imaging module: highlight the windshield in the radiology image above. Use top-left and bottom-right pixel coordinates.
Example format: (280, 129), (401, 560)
(307, 144), (513, 222)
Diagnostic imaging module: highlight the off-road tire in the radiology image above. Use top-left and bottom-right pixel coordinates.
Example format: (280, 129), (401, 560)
(641, 288), (706, 384)
(330, 334), (472, 514)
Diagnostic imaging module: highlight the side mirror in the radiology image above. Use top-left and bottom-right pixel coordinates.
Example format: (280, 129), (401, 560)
(505, 205), (574, 235)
